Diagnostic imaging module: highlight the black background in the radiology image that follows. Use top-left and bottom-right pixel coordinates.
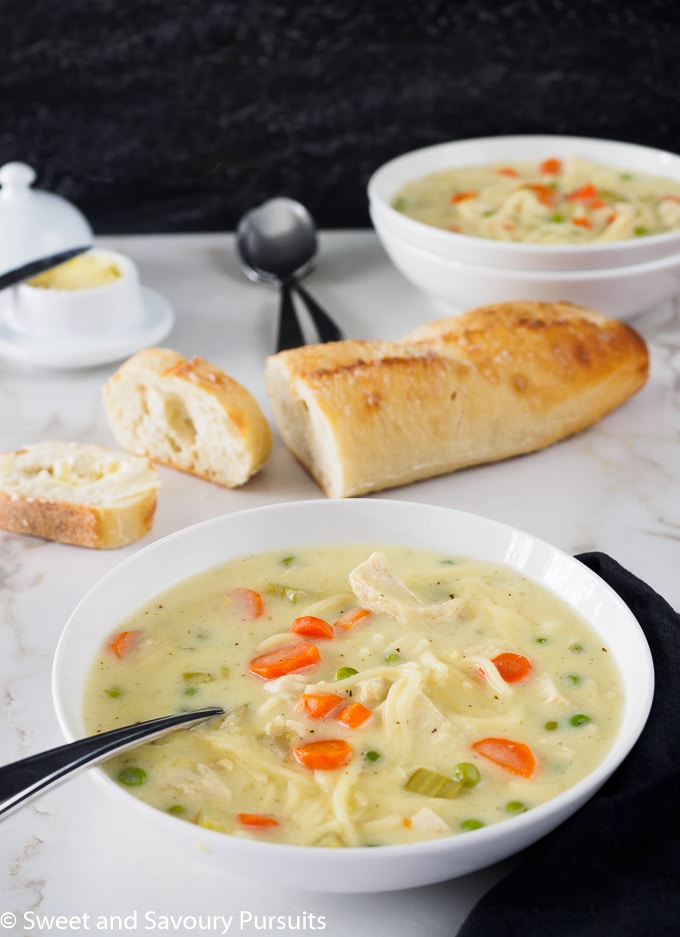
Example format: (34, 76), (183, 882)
(2, 0), (679, 234)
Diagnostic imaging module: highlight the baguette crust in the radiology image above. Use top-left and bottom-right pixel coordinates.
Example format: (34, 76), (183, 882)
(265, 301), (649, 498)
(0, 442), (160, 548)
(103, 348), (272, 488)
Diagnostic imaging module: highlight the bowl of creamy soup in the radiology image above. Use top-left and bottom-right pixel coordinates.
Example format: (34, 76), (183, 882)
(6, 247), (144, 339)
(368, 136), (680, 272)
(52, 499), (653, 893)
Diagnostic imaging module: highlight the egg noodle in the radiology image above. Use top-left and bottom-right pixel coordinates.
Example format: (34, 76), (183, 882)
(85, 545), (622, 847)
(392, 156), (680, 243)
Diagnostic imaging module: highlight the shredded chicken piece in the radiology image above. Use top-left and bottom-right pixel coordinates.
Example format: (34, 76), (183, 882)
(348, 552), (464, 625)
(535, 672), (572, 708)
(409, 806), (450, 835)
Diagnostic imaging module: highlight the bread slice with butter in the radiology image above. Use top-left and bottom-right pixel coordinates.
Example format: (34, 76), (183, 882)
(265, 300), (649, 498)
(103, 348), (272, 488)
(0, 441), (160, 548)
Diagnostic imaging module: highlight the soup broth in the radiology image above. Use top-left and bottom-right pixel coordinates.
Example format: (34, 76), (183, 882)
(392, 156), (680, 243)
(84, 545), (622, 847)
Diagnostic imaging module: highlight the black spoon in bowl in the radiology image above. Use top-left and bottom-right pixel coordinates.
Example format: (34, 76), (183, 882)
(236, 197), (345, 351)
(0, 707), (224, 820)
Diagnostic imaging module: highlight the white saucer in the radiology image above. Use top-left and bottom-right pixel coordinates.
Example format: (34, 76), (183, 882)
(0, 287), (174, 370)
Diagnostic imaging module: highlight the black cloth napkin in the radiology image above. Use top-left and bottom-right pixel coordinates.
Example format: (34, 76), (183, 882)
(457, 551), (680, 937)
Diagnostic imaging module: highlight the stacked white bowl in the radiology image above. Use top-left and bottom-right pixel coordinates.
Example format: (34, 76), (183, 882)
(368, 135), (680, 318)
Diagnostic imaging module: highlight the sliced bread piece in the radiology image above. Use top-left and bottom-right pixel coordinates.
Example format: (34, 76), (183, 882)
(103, 348), (272, 487)
(0, 441), (160, 548)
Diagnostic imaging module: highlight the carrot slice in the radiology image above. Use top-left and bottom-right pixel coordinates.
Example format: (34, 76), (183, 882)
(290, 615), (334, 640)
(298, 692), (346, 720)
(336, 702), (372, 729)
(522, 183), (556, 207)
(540, 157), (562, 175)
(292, 738), (353, 770)
(237, 813), (279, 830)
(229, 587), (265, 619)
(491, 652), (532, 683)
(334, 608), (372, 631)
(249, 642), (320, 680)
(450, 190), (478, 203)
(568, 183), (599, 203)
(108, 630), (141, 659)
(472, 737), (537, 777)
(572, 216), (592, 228)
(497, 166), (519, 177)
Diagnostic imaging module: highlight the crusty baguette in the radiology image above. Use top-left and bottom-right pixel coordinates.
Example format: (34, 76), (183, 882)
(0, 441), (160, 548)
(265, 300), (649, 498)
(103, 348), (272, 488)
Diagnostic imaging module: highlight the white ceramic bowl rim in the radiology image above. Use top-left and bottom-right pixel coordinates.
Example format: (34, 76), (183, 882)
(51, 499), (655, 890)
(368, 134), (680, 261)
(373, 215), (680, 283)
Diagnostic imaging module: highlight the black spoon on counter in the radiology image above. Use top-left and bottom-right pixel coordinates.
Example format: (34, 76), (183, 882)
(0, 707), (224, 820)
(236, 197), (345, 352)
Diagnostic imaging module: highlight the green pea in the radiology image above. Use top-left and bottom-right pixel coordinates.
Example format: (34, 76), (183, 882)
(105, 687), (122, 698)
(118, 766), (147, 786)
(460, 818), (484, 832)
(565, 673), (581, 686)
(535, 636), (548, 644)
(505, 800), (528, 814)
(183, 686), (198, 697)
(551, 212), (565, 223)
(570, 713), (591, 727)
(384, 652), (400, 663)
(451, 762), (481, 787)
(634, 226), (648, 237)
(280, 555), (296, 567)
(334, 666), (359, 681)
(168, 804), (186, 816)
(365, 750), (381, 763)
(544, 720), (559, 731)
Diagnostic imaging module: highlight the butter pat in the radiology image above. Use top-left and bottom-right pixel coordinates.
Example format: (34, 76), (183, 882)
(28, 253), (122, 290)
(9, 247), (143, 340)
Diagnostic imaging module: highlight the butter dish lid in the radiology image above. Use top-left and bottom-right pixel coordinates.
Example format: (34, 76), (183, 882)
(0, 162), (93, 290)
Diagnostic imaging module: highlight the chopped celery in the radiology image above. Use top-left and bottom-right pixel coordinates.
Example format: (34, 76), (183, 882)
(264, 582), (309, 603)
(183, 671), (216, 684)
(405, 768), (461, 799)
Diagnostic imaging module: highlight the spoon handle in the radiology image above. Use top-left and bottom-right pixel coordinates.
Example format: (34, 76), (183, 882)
(291, 279), (345, 343)
(0, 707), (224, 820)
(277, 279), (306, 351)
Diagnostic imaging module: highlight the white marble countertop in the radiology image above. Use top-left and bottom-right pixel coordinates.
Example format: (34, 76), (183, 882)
(1, 231), (678, 937)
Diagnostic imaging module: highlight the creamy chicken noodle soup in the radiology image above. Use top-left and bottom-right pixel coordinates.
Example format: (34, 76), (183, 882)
(392, 156), (680, 243)
(84, 545), (623, 847)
